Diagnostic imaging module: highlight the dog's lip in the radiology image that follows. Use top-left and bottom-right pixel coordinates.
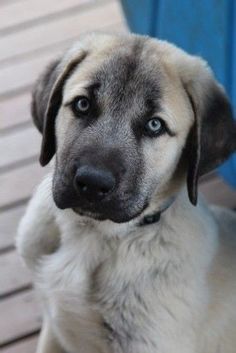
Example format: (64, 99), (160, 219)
(72, 200), (149, 223)
(72, 207), (108, 221)
(53, 188), (149, 223)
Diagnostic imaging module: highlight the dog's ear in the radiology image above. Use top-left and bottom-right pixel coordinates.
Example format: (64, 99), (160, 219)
(179, 57), (236, 205)
(31, 60), (60, 134)
(31, 53), (86, 166)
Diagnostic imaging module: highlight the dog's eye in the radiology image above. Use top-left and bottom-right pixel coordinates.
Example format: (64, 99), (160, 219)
(72, 96), (90, 115)
(145, 118), (166, 137)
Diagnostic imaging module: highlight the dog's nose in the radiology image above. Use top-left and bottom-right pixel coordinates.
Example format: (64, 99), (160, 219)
(74, 165), (116, 201)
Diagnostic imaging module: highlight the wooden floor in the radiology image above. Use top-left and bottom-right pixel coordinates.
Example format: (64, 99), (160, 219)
(0, 1), (235, 352)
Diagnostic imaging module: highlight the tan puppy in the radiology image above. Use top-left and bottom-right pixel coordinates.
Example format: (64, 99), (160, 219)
(17, 33), (236, 353)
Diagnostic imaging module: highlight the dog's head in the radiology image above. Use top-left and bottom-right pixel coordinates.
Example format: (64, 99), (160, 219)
(32, 33), (235, 223)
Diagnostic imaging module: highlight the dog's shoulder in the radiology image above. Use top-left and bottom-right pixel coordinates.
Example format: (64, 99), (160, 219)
(16, 173), (61, 268)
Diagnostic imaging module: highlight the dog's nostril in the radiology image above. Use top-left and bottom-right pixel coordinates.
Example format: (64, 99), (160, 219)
(78, 183), (88, 193)
(100, 187), (109, 194)
(74, 165), (116, 200)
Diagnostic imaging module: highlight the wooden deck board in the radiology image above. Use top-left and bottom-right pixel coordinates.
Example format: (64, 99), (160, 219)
(0, 126), (40, 169)
(0, 205), (26, 250)
(0, 162), (49, 209)
(0, 22), (125, 99)
(0, 250), (32, 297)
(0, 93), (31, 131)
(0, 291), (41, 346)
(0, 0), (92, 33)
(0, 1), (123, 63)
(1, 336), (38, 353)
(0, 49), (62, 97)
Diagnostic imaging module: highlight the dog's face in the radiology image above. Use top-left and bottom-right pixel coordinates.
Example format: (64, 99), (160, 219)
(53, 38), (194, 222)
(32, 33), (235, 223)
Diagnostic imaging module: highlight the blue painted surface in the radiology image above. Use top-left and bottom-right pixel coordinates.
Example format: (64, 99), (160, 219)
(155, 0), (230, 89)
(120, 0), (154, 34)
(121, 0), (236, 187)
(230, 0), (236, 109)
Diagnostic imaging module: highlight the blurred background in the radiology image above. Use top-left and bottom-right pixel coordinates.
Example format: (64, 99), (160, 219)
(0, 1), (235, 352)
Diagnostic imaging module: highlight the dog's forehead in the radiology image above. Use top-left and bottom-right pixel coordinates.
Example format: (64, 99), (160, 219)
(61, 35), (195, 135)
(96, 50), (160, 95)
(64, 37), (163, 106)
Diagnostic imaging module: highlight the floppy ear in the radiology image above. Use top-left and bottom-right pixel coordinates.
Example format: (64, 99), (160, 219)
(31, 53), (86, 166)
(181, 58), (236, 205)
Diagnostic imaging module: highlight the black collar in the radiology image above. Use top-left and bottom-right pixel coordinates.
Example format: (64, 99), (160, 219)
(139, 211), (161, 226)
(138, 198), (175, 227)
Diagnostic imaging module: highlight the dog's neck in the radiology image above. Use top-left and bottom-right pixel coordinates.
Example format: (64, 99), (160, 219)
(79, 195), (179, 239)
(138, 197), (175, 227)
(69, 189), (191, 240)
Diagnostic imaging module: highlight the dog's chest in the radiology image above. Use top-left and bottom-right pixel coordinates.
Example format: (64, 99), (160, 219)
(38, 229), (157, 353)
(38, 232), (111, 351)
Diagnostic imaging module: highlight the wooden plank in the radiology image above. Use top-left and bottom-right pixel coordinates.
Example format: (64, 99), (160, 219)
(0, 0), (23, 5)
(0, 93), (31, 131)
(0, 21), (126, 128)
(0, 251), (32, 296)
(0, 204), (26, 250)
(0, 1), (123, 63)
(200, 176), (236, 208)
(0, 48), (63, 97)
(0, 290), (41, 346)
(0, 22), (125, 98)
(0, 162), (50, 209)
(0, 0), (92, 32)
(0, 126), (40, 169)
(1, 336), (38, 353)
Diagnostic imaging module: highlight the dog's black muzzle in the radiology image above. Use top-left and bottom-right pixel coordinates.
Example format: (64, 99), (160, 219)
(52, 145), (145, 223)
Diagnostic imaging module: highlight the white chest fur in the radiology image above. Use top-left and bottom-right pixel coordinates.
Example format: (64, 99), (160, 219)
(36, 202), (217, 353)
(38, 227), (111, 353)
(17, 175), (235, 353)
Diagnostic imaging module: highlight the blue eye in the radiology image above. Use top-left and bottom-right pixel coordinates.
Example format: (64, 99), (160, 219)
(145, 118), (165, 136)
(72, 96), (90, 115)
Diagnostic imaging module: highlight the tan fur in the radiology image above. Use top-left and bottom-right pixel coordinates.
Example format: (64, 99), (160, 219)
(17, 33), (236, 353)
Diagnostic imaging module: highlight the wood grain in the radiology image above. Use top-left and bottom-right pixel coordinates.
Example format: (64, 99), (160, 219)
(0, 0), (93, 32)
(0, 126), (40, 169)
(0, 291), (41, 346)
(0, 93), (31, 131)
(0, 48), (63, 97)
(1, 336), (38, 353)
(0, 251), (32, 296)
(0, 21), (125, 99)
(0, 205), (26, 250)
(0, 162), (50, 209)
(0, 1), (123, 63)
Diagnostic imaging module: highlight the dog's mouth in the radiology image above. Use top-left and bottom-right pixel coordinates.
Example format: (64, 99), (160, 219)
(72, 200), (149, 223)
(53, 173), (149, 223)
(72, 208), (108, 221)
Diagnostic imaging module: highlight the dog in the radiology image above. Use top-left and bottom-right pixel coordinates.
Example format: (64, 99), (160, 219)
(17, 32), (236, 353)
